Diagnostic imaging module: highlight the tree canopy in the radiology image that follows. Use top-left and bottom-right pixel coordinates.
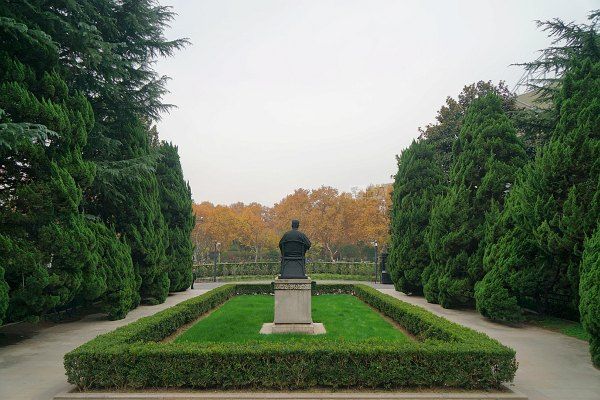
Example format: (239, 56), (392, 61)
(191, 185), (391, 263)
(0, 0), (192, 322)
(388, 10), (600, 366)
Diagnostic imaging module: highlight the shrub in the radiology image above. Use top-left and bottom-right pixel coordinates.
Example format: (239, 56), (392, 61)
(193, 261), (374, 279)
(474, 270), (522, 323)
(579, 226), (600, 367)
(425, 93), (527, 308)
(65, 284), (517, 390)
(388, 140), (443, 295)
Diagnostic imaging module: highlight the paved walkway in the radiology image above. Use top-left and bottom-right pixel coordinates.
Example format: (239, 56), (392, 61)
(0, 281), (598, 400)
(376, 286), (600, 400)
(0, 287), (215, 400)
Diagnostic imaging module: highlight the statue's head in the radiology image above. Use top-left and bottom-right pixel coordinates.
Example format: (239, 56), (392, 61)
(291, 219), (300, 230)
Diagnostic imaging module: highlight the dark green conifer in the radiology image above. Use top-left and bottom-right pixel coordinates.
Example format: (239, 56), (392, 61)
(0, 265), (7, 325)
(419, 81), (514, 175)
(156, 142), (195, 292)
(426, 93), (527, 307)
(478, 12), (600, 322)
(388, 140), (443, 295)
(579, 225), (600, 367)
(0, 17), (138, 321)
(2, 0), (187, 307)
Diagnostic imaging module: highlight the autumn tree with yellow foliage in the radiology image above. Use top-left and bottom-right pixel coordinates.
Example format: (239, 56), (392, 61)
(192, 185), (391, 262)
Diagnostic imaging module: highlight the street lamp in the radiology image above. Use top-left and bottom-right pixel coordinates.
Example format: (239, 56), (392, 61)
(372, 240), (379, 283)
(192, 216), (205, 263)
(212, 242), (221, 283)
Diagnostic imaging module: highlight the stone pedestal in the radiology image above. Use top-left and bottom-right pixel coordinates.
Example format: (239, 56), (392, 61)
(260, 277), (325, 335)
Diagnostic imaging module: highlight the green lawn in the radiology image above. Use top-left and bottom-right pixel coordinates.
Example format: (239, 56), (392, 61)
(526, 314), (590, 341)
(174, 294), (410, 343)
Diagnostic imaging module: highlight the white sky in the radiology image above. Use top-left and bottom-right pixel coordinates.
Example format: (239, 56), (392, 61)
(155, 0), (595, 206)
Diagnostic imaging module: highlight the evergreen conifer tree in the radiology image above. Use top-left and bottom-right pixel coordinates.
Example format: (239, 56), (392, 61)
(0, 1), (187, 306)
(0, 266), (7, 324)
(156, 142), (195, 292)
(87, 115), (169, 305)
(478, 13), (600, 321)
(388, 140), (443, 295)
(425, 93), (527, 307)
(0, 18), (137, 320)
(419, 81), (514, 175)
(579, 225), (600, 367)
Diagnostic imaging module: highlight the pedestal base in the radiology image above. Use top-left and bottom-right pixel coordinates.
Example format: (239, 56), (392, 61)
(259, 322), (326, 335)
(273, 278), (312, 324)
(261, 277), (323, 335)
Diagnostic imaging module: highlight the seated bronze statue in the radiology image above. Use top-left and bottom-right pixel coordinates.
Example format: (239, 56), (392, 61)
(278, 220), (311, 279)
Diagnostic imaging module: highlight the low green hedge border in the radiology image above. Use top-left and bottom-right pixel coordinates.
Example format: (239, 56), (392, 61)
(196, 273), (372, 282)
(64, 284), (517, 390)
(193, 261), (374, 278)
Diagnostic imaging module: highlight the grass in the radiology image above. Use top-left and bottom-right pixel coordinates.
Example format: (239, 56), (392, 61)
(174, 294), (410, 343)
(526, 314), (590, 341)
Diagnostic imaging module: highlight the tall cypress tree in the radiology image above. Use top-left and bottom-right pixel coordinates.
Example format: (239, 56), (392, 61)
(419, 81), (514, 176)
(156, 142), (194, 292)
(0, 266), (6, 324)
(70, 1), (185, 305)
(479, 13), (600, 321)
(87, 115), (169, 305)
(388, 140), (443, 295)
(0, 1), (188, 306)
(425, 93), (527, 307)
(579, 225), (600, 367)
(0, 16), (137, 320)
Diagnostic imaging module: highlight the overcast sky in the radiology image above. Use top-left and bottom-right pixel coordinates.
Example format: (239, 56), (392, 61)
(155, 0), (595, 206)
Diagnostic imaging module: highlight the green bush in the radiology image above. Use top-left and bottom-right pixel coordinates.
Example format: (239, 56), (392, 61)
(579, 226), (600, 367)
(65, 284), (517, 390)
(474, 270), (522, 323)
(193, 261), (374, 279)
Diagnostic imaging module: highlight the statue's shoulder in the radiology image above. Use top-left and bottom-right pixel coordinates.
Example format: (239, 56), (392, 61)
(280, 230), (295, 240)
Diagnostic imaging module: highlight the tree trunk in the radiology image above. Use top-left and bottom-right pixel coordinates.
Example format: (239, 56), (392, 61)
(326, 243), (336, 262)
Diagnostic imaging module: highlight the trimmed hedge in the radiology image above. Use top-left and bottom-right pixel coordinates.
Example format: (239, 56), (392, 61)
(64, 284), (517, 390)
(193, 261), (374, 279)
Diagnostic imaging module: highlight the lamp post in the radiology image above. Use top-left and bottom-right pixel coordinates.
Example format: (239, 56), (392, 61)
(212, 242), (221, 283)
(372, 240), (379, 283)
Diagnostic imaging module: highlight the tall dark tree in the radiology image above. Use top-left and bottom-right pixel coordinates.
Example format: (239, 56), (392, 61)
(72, 1), (186, 305)
(156, 141), (194, 292)
(426, 93), (527, 308)
(579, 225), (600, 368)
(87, 115), (169, 305)
(0, 16), (137, 321)
(419, 81), (514, 175)
(0, 263), (7, 325)
(0, 0), (187, 320)
(388, 140), (443, 295)
(0, 1), (187, 306)
(478, 12), (600, 322)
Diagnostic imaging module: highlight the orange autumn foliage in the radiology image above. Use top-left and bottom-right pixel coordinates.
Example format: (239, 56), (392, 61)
(192, 184), (391, 262)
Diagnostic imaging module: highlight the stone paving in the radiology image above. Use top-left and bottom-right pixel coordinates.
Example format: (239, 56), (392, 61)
(0, 287), (214, 400)
(0, 281), (598, 400)
(375, 285), (600, 400)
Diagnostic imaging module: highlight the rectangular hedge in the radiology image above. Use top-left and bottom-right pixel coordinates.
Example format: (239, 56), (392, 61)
(193, 261), (374, 279)
(64, 284), (517, 390)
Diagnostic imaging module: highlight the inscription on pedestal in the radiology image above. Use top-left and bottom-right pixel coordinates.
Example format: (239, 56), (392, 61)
(275, 282), (311, 290)
(274, 278), (312, 325)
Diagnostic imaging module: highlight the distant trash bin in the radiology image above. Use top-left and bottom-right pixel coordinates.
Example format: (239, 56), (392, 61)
(380, 250), (393, 284)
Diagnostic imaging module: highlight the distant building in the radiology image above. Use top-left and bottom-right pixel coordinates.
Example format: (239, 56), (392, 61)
(515, 90), (547, 109)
